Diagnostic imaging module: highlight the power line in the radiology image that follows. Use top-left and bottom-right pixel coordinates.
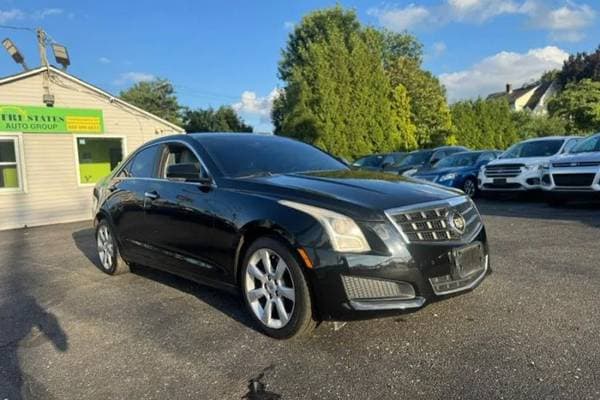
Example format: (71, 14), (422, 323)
(0, 24), (36, 33)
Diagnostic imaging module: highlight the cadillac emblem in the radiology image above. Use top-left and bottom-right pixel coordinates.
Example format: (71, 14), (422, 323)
(448, 211), (466, 235)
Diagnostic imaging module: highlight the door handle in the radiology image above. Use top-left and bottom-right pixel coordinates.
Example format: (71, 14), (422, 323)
(144, 191), (159, 200)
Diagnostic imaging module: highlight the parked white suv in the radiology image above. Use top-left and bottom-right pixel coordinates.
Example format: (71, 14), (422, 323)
(479, 136), (581, 192)
(542, 132), (600, 204)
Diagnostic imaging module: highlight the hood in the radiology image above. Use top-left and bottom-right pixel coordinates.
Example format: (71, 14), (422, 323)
(487, 156), (551, 166)
(229, 170), (462, 220)
(550, 151), (600, 164)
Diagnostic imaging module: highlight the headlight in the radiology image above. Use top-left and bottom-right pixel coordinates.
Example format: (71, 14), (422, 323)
(278, 200), (371, 253)
(403, 168), (417, 177)
(439, 173), (457, 182)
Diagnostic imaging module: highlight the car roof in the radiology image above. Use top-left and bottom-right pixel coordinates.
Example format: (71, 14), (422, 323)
(519, 136), (581, 143)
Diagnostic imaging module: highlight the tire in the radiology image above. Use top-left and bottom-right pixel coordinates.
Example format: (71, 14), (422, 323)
(241, 237), (316, 339)
(463, 177), (478, 198)
(95, 219), (129, 275)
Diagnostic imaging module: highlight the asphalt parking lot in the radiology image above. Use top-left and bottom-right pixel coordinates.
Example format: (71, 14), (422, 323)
(1, 198), (600, 399)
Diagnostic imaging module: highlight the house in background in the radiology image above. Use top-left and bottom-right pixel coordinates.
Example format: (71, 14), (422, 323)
(487, 81), (560, 114)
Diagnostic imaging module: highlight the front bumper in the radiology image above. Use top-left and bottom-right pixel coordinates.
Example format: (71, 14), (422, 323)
(479, 169), (542, 191)
(541, 167), (600, 194)
(306, 228), (490, 321)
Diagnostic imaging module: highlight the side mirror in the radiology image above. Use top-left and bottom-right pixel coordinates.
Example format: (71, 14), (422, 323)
(166, 163), (211, 184)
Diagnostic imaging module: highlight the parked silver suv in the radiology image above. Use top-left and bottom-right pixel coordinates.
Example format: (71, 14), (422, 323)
(542, 132), (600, 205)
(479, 136), (581, 192)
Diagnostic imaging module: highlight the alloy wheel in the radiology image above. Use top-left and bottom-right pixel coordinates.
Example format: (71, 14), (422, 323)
(97, 225), (114, 271)
(244, 248), (296, 329)
(464, 179), (476, 197)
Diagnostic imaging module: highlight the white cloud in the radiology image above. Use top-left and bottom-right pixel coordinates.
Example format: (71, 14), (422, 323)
(367, 5), (431, 31)
(32, 8), (63, 19)
(369, 0), (596, 41)
(114, 72), (156, 85)
(0, 9), (24, 23)
(232, 89), (280, 123)
(99, 57), (111, 64)
(439, 46), (569, 101)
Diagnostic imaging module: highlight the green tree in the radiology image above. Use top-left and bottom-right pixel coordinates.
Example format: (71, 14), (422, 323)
(548, 79), (600, 134)
(376, 28), (423, 68)
(390, 84), (418, 151)
(511, 112), (567, 139)
(182, 106), (252, 133)
(386, 57), (453, 147)
(451, 98), (519, 149)
(119, 79), (182, 125)
(557, 46), (600, 86)
(273, 7), (400, 159)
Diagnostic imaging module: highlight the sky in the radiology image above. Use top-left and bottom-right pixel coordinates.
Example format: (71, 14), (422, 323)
(1, 0), (599, 132)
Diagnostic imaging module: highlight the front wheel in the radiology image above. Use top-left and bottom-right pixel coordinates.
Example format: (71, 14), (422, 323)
(241, 237), (316, 339)
(463, 178), (478, 198)
(95, 220), (129, 275)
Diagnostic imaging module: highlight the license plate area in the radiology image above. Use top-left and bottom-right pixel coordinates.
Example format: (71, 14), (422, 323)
(493, 178), (507, 184)
(452, 242), (484, 279)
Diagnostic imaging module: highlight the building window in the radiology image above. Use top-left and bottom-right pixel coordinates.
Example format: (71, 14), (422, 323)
(0, 136), (22, 191)
(76, 137), (123, 184)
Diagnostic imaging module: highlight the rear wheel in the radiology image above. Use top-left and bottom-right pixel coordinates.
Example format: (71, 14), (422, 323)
(95, 220), (129, 275)
(241, 237), (316, 339)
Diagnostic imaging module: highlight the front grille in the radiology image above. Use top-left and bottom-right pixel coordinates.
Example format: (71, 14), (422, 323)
(484, 164), (524, 178)
(342, 276), (415, 300)
(552, 161), (600, 168)
(387, 197), (482, 243)
(553, 173), (596, 187)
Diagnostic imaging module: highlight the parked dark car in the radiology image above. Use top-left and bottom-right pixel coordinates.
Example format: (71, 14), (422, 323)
(396, 146), (469, 176)
(352, 152), (407, 173)
(93, 134), (489, 339)
(413, 151), (501, 197)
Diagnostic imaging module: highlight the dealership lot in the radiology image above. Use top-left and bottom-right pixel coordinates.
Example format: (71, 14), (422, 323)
(1, 199), (600, 400)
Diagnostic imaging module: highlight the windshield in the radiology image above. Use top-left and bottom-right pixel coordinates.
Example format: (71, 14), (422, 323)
(198, 135), (348, 178)
(435, 153), (480, 168)
(400, 150), (433, 166)
(501, 140), (564, 159)
(355, 155), (384, 167)
(570, 134), (600, 154)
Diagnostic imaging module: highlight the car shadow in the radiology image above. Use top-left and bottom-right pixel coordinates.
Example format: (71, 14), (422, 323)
(71, 228), (261, 334)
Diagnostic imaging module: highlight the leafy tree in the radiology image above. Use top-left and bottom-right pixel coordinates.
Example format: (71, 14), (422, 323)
(182, 106), (252, 133)
(511, 112), (567, 139)
(390, 84), (418, 151)
(451, 99), (519, 149)
(548, 79), (600, 134)
(557, 46), (600, 86)
(386, 57), (453, 147)
(119, 79), (182, 125)
(273, 7), (400, 159)
(376, 28), (423, 68)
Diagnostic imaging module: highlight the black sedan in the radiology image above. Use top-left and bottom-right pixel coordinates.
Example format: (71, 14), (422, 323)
(93, 133), (489, 339)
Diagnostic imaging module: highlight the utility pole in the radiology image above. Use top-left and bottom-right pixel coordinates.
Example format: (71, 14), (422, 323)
(36, 27), (54, 106)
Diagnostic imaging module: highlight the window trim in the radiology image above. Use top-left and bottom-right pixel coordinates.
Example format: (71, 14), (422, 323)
(73, 134), (128, 187)
(0, 133), (27, 195)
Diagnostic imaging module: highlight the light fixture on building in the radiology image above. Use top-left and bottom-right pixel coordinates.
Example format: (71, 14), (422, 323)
(2, 38), (29, 71)
(51, 43), (70, 70)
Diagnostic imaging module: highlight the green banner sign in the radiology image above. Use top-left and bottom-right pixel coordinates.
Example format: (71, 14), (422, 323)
(0, 105), (104, 133)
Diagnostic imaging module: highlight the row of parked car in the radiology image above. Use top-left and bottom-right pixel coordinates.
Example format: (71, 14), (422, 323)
(352, 132), (600, 205)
